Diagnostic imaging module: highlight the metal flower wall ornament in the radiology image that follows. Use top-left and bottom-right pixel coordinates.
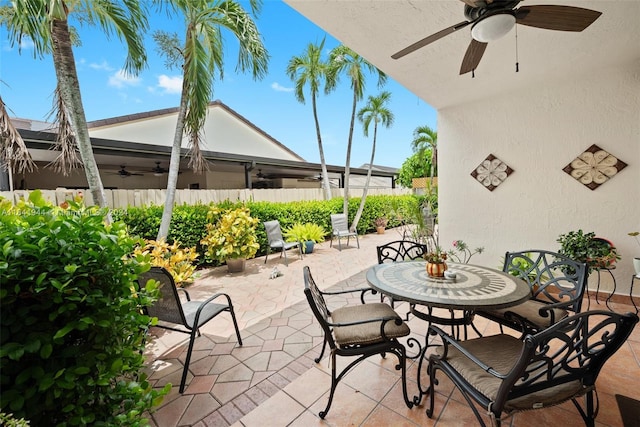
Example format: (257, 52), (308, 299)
(563, 144), (627, 190)
(471, 154), (514, 191)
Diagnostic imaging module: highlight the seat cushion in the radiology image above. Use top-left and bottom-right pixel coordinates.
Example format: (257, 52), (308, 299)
(183, 301), (228, 329)
(435, 334), (584, 412)
(481, 300), (568, 329)
(331, 303), (410, 346)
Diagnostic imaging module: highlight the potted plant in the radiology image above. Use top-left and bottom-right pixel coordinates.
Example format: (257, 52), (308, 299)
(373, 217), (388, 234)
(283, 222), (325, 254)
(423, 246), (448, 277)
(556, 229), (619, 274)
(629, 231), (640, 277)
(200, 206), (260, 272)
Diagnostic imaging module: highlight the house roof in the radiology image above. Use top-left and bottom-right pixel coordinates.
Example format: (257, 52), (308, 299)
(87, 99), (305, 162)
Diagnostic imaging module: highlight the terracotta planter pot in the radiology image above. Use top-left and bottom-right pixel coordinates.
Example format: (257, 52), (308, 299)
(426, 262), (447, 277)
(376, 226), (385, 234)
(226, 258), (246, 273)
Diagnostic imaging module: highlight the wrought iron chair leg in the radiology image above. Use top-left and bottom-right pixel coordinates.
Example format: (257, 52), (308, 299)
(397, 345), (413, 409)
(283, 248), (288, 266)
(319, 351), (338, 419)
(315, 337), (328, 363)
(264, 247), (270, 264)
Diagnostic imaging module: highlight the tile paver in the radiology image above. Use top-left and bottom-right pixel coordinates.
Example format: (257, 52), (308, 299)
(144, 229), (640, 426)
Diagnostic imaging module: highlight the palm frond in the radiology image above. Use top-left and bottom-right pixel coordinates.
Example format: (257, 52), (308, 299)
(0, 96), (35, 174)
(46, 86), (81, 176)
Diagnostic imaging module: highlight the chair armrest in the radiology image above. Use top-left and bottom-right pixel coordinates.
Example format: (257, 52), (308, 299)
(178, 287), (191, 301)
(429, 324), (507, 379)
(191, 292), (234, 327)
(320, 287), (378, 304)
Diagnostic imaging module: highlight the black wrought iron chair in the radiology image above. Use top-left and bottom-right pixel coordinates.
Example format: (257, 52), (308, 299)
(427, 310), (638, 427)
(138, 267), (243, 393)
(303, 266), (413, 418)
(474, 250), (588, 335)
(263, 220), (302, 266)
(376, 240), (428, 308)
(329, 213), (359, 251)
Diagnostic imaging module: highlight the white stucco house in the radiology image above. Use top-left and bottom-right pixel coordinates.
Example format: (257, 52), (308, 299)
(10, 100), (398, 192)
(285, 0), (640, 296)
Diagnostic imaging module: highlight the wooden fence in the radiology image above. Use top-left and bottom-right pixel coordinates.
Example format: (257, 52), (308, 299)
(0, 187), (412, 209)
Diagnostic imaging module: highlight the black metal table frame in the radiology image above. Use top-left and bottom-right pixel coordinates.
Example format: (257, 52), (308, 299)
(366, 261), (531, 406)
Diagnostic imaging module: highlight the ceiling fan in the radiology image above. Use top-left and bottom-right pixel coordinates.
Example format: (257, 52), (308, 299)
(152, 162), (169, 176)
(115, 165), (143, 178)
(391, 0), (602, 75)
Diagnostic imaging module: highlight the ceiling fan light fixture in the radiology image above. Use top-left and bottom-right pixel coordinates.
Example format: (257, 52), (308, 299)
(471, 13), (516, 42)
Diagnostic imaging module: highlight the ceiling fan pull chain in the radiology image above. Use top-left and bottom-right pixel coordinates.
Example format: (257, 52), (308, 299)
(515, 24), (519, 73)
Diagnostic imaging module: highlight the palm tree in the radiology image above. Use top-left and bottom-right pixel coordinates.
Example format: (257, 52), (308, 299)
(153, 0), (269, 241)
(328, 45), (386, 218)
(4, 0), (148, 209)
(286, 39), (335, 201)
(411, 125), (438, 185)
(351, 91), (394, 230)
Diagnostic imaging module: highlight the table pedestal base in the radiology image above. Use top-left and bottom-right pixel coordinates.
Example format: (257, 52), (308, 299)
(409, 306), (475, 405)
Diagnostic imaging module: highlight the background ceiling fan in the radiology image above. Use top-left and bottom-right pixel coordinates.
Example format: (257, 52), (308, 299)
(113, 165), (143, 178)
(391, 0), (602, 75)
(152, 162), (169, 176)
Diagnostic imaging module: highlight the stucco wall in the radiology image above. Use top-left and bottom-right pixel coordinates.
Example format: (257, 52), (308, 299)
(88, 105), (302, 161)
(438, 61), (640, 295)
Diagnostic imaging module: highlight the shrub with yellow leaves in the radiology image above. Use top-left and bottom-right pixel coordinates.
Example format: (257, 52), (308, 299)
(134, 239), (199, 286)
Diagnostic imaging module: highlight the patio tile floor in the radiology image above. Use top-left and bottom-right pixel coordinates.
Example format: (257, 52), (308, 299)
(143, 231), (640, 427)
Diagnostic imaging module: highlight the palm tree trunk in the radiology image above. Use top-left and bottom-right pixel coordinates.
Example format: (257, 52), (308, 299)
(312, 96), (332, 200)
(351, 122), (377, 231)
(50, 19), (108, 209)
(343, 89), (357, 215)
(157, 83), (189, 241)
(430, 149), (436, 184)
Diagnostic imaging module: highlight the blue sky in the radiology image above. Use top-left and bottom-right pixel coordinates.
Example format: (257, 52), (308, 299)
(0, 1), (437, 169)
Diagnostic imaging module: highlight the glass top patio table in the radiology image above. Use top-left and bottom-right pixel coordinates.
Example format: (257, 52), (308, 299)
(366, 261), (531, 311)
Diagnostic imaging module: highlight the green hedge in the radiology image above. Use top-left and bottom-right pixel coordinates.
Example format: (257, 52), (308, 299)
(0, 192), (168, 426)
(113, 194), (432, 265)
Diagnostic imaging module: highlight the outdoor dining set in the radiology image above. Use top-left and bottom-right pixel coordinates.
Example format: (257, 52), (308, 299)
(302, 241), (639, 427)
(139, 234), (638, 426)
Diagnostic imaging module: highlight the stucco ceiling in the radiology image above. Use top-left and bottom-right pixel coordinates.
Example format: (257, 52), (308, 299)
(285, 0), (640, 109)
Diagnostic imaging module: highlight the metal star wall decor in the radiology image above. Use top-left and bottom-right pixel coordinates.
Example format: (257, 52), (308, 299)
(563, 144), (627, 190)
(471, 154), (514, 191)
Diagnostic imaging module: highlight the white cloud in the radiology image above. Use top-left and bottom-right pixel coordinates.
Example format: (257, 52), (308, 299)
(108, 69), (141, 88)
(19, 38), (34, 50)
(89, 60), (113, 71)
(157, 75), (183, 94)
(271, 82), (293, 93)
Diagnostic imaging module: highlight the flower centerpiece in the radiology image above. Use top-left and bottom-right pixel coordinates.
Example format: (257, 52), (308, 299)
(424, 246), (448, 277)
(447, 240), (485, 264)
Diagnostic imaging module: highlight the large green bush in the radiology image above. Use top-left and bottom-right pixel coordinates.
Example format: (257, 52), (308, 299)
(113, 194), (426, 264)
(0, 192), (169, 426)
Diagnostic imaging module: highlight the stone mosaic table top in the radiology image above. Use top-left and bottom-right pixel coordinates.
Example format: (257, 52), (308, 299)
(366, 261), (531, 310)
